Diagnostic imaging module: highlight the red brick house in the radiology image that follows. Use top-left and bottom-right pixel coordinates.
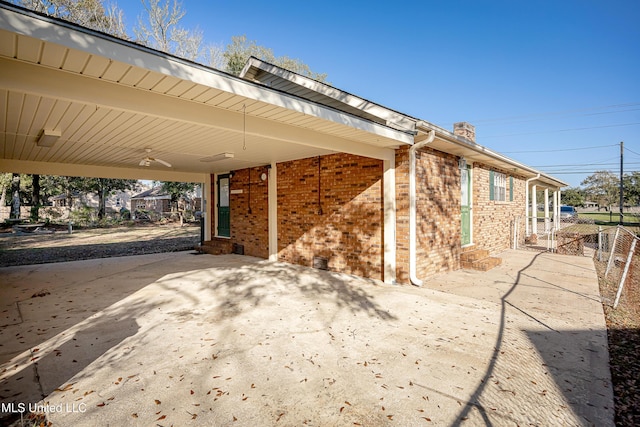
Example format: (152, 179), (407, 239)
(201, 59), (566, 285)
(0, 4), (566, 285)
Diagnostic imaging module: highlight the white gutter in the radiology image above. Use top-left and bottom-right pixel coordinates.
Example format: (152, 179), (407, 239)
(409, 128), (435, 287)
(524, 174), (540, 236)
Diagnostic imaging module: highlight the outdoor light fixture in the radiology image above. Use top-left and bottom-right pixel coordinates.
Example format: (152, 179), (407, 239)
(200, 152), (235, 162)
(458, 156), (467, 170)
(37, 129), (61, 147)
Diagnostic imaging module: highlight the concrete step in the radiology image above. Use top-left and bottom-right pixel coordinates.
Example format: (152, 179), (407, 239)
(460, 248), (502, 272)
(460, 249), (490, 262)
(461, 256), (502, 272)
(196, 238), (232, 255)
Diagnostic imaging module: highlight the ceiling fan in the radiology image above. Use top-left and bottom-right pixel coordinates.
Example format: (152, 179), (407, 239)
(139, 148), (171, 168)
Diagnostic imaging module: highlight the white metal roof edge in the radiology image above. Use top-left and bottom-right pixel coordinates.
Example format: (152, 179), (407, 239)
(0, 3), (413, 145)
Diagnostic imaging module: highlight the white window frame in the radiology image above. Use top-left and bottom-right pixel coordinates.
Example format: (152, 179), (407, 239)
(494, 172), (507, 202)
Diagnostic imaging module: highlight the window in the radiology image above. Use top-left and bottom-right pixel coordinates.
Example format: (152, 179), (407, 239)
(489, 171), (507, 201)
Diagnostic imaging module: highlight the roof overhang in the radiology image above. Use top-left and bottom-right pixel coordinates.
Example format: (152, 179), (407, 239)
(240, 57), (418, 133)
(416, 122), (568, 189)
(0, 3), (408, 181)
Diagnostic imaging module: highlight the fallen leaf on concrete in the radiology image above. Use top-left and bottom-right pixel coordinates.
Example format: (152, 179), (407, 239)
(55, 384), (74, 392)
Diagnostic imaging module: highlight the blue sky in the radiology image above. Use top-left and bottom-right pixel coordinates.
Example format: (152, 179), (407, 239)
(116, 0), (640, 187)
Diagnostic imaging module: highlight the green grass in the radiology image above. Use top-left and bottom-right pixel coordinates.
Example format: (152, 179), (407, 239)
(579, 212), (640, 226)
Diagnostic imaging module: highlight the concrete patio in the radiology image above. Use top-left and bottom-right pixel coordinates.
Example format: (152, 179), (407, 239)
(0, 250), (613, 426)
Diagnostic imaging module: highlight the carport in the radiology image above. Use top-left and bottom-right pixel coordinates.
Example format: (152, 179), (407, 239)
(0, 3), (407, 281)
(0, 250), (613, 426)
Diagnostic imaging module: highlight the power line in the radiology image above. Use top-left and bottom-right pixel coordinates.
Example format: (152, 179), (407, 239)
(543, 169), (640, 175)
(502, 144), (617, 154)
(624, 147), (640, 158)
(484, 122), (640, 139)
(467, 102), (640, 125)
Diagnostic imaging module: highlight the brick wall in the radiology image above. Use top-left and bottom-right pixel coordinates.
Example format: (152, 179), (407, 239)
(472, 163), (527, 254)
(230, 167), (269, 259)
(277, 154), (384, 280)
(395, 146), (461, 284)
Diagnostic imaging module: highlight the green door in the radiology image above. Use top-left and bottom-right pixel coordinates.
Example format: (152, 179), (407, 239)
(461, 166), (471, 246)
(217, 174), (230, 237)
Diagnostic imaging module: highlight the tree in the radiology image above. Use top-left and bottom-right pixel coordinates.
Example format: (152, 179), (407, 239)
(77, 178), (137, 219)
(581, 171), (619, 211)
(12, 0), (127, 37)
(0, 173), (12, 209)
(30, 174), (41, 222)
(561, 187), (585, 207)
(134, 0), (203, 61)
(623, 171), (640, 207)
(223, 35), (327, 81)
(158, 181), (196, 205)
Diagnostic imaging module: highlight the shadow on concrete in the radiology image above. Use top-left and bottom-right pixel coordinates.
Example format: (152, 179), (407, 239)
(1, 254), (396, 423)
(525, 328), (612, 426)
(450, 252), (612, 427)
(1, 312), (139, 423)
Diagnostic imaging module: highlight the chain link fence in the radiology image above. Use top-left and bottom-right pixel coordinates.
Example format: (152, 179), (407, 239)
(515, 217), (639, 310)
(594, 225), (640, 309)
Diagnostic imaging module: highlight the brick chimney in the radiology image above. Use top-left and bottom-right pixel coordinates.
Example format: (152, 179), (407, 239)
(453, 122), (476, 143)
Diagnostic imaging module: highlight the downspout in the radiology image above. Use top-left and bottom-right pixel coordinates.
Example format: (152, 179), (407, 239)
(525, 174), (540, 237)
(410, 128), (436, 287)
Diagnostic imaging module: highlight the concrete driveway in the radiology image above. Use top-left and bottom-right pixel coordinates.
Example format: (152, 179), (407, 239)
(0, 250), (613, 426)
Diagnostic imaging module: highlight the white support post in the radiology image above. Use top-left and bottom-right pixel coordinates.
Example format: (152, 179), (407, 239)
(605, 227), (621, 278)
(383, 156), (397, 284)
(531, 185), (538, 235)
(525, 183), (530, 236)
(556, 190), (561, 230)
(204, 174), (212, 241)
(614, 238), (637, 308)
(268, 162), (278, 262)
(544, 188), (550, 233)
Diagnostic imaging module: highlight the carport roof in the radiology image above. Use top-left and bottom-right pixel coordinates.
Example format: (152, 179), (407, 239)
(0, 3), (408, 182)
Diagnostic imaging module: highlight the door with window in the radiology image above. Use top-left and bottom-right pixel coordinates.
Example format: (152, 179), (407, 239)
(461, 166), (471, 246)
(217, 174), (230, 237)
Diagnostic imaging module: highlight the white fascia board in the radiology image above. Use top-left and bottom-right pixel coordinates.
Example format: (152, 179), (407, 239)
(0, 6), (413, 145)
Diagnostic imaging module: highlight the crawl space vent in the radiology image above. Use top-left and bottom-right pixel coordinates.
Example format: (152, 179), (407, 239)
(232, 243), (244, 255)
(313, 256), (329, 270)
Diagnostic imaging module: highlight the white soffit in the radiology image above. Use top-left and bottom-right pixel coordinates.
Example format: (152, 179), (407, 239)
(0, 6), (413, 147)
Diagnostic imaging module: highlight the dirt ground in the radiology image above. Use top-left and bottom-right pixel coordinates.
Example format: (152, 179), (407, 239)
(596, 261), (640, 427)
(0, 224), (200, 268)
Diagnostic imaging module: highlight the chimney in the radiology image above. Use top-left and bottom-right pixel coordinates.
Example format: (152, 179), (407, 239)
(453, 122), (475, 143)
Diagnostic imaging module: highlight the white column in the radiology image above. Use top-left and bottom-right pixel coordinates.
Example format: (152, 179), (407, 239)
(531, 185), (538, 235)
(555, 190), (561, 230)
(268, 162), (278, 262)
(383, 156), (397, 284)
(525, 182), (530, 236)
(204, 173), (213, 240)
(544, 188), (549, 233)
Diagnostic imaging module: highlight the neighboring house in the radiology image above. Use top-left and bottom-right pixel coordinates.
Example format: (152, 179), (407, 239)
(49, 187), (146, 214)
(0, 4), (566, 286)
(130, 186), (171, 214)
(583, 201), (599, 210)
